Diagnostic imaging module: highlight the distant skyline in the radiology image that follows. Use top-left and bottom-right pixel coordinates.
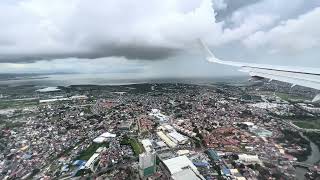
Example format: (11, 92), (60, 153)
(0, 0), (319, 77)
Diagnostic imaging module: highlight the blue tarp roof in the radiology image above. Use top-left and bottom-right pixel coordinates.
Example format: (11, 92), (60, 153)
(193, 162), (209, 167)
(73, 160), (86, 166)
(222, 166), (231, 175)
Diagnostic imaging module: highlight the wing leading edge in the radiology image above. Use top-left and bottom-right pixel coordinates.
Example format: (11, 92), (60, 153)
(199, 40), (320, 102)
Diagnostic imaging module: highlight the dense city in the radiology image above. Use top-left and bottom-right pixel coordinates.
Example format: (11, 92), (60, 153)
(1, 81), (320, 180)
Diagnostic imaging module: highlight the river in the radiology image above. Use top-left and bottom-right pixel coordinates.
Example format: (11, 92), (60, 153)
(295, 132), (320, 180)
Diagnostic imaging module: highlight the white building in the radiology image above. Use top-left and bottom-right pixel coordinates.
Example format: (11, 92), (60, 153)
(149, 109), (169, 122)
(84, 153), (100, 172)
(141, 139), (153, 152)
(93, 136), (106, 143)
(163, 156), (205, 180)
(100, 132), (116, 138)
(177, 150), (190, 156)
(93, 132), (116, 143)
(167, 131), (188, 144)
(238, 154), (261, 164)
(157, 131), (177, 148)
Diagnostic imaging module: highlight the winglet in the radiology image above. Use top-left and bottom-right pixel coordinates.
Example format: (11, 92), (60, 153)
(198, 39), (219, 63)
(198, 39), (242, 67)
(312, 94), (320, 103)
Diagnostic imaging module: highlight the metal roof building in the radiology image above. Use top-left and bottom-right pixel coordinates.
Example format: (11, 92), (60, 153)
(172, 168), (201, 180)
(157, 131), (177, 148)
(141, 139), (153, 152)
(167, 131), (188, 144)
(206, 149), (220, 161)
(162, 156), (205, 180)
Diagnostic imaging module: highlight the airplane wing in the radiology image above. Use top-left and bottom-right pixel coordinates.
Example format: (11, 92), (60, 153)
(199, 40), (320, 102)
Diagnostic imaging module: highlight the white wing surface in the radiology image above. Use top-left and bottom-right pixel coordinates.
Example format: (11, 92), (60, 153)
(199, 40), (320, 102)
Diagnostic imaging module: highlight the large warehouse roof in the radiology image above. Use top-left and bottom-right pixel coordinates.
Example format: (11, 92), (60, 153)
(157, 131), (177, 148)
(163, 156), (204, 180)
(172, 168), (200, 180)
(168, 131), (188, 144)
(163, 155), (197, 175)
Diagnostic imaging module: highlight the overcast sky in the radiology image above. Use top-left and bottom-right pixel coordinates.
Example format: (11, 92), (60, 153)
(0, 0), (319, 78)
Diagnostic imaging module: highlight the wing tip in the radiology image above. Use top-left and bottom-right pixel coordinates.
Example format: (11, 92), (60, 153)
(198, 39), (218, 63)
(312, 94), (320, 102)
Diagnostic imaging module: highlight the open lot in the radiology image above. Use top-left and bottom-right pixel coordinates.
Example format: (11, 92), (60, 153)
(0, 99), (38, 109)
(77, 142), (109, 160)
(293, 120), (320, 130)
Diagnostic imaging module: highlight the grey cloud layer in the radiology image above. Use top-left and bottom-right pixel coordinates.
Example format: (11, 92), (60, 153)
(0, 0), (211, 62)
(214, 0), (261, 21)
(0, 0), (319, 77)
(0, 45), (179, 63)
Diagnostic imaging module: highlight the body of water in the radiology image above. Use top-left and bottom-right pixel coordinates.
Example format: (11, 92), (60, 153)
(296, 132), (320, 179)
(0, 73), (248, 87)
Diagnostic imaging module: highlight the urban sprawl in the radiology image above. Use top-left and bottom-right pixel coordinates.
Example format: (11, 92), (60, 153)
(1, 81), (320, 180)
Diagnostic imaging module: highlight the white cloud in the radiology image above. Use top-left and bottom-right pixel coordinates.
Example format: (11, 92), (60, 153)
(221, 14), (278, 44)
(229, 0), (305, 26)
(0, 0), (319, 75)
(216, 0), (312, 44)
(0, 0), (299, 62)
(212, 0), (227, 10)
(0, 0), (224, 61)
(243, 7), (320, 52)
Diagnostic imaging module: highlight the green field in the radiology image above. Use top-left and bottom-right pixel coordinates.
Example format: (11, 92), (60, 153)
(304, 132), (320, 148)
(0, 99), (39, 109)
(130, 139), (144, 155)
(293, 120), (320, 130)
(77, 142), (109, 160)
(276, 92), (309, 102)
(120, 137), (144, 155)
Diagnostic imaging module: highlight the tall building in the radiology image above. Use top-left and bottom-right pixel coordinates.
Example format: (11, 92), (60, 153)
(139, 152), (156, 177)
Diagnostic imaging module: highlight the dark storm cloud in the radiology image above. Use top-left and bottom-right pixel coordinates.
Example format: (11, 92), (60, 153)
(0, 0), (211, 63)
(92, 44), (180, 60)
(0, 45), (180, 63)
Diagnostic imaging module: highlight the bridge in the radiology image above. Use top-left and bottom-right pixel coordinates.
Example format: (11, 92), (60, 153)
(293, 162), (314, 168)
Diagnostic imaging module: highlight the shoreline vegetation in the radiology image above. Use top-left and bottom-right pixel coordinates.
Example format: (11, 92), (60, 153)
(304, 132), (320, 154)
(293, 120), (320, 130)
(278, 129), (311, 162)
